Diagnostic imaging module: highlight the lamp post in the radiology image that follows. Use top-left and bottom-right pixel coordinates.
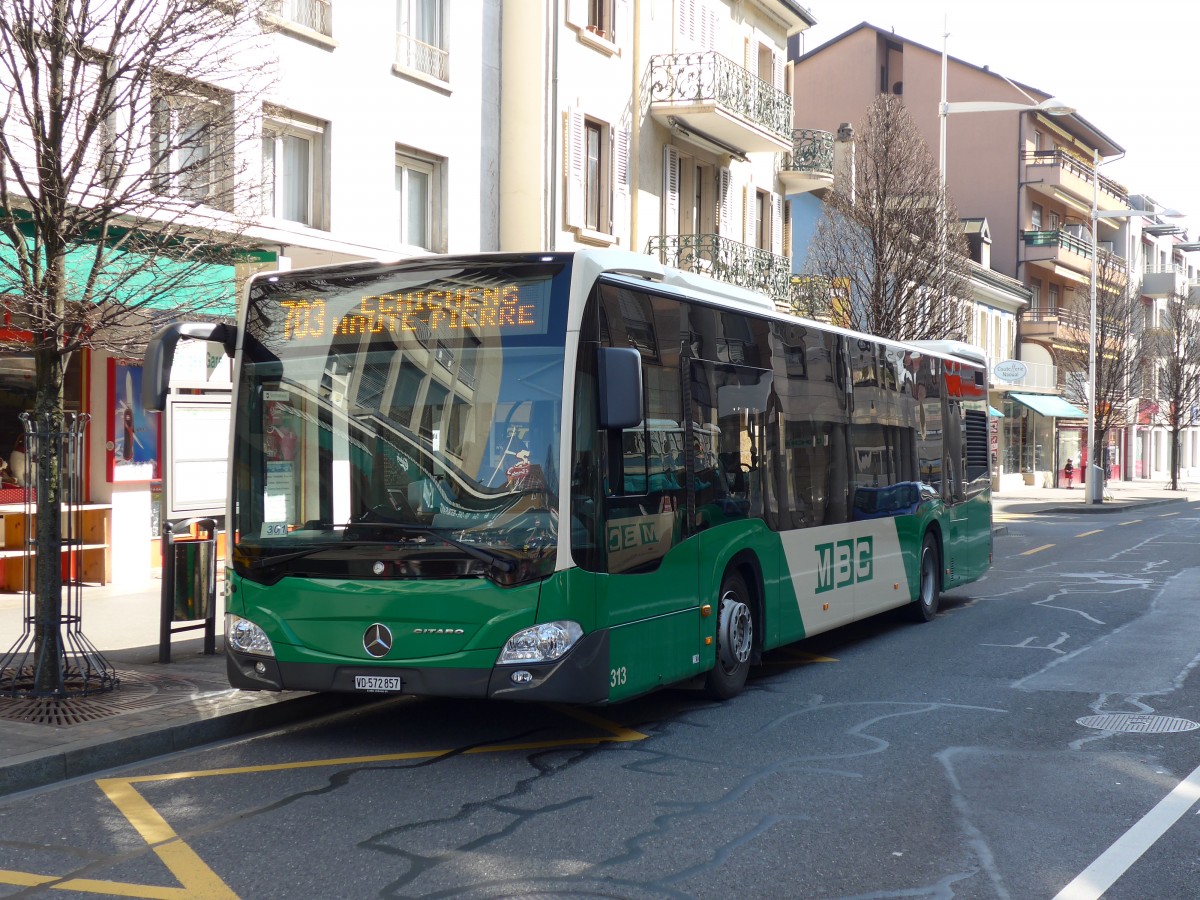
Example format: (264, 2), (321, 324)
(1085, 151), (1184, 503)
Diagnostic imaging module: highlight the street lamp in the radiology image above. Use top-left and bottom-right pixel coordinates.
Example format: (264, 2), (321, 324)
(1085, 149), (1184, 503)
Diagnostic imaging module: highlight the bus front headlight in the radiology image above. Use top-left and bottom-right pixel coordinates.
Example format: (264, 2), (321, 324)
(226, 614), (275, 657)
(497, 621), (583, 664)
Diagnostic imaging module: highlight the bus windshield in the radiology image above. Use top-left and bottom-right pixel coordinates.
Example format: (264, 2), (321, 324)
(231, 259), (569, 585)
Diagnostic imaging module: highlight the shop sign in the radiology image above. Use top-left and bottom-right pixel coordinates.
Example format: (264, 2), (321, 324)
(992, 360), (1028, 383)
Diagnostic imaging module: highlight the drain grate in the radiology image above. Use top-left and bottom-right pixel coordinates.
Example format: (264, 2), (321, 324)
(1077, 714), (1200, 735)
(0, 670), (203, 727)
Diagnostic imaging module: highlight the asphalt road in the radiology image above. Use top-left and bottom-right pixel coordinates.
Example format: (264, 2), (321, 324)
(2, 503), (1198, 899)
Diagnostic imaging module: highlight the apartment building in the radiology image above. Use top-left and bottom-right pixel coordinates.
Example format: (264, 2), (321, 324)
(787, 22), (1198, 490)
(500, 0), (820, 302)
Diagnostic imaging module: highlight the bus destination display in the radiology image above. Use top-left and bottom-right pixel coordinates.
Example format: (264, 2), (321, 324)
(274, 283), (549, 344)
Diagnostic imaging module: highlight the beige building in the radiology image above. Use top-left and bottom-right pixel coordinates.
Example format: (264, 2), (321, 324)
(500, 0), (824, 301)
(788, 22), (1200, 489)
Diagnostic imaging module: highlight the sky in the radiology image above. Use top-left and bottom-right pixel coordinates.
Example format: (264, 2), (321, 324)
(796, 0), (1200, 238)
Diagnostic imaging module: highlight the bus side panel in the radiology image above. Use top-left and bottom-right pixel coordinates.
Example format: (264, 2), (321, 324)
(596, 537), (702, 700)
(944, 493), (992, 588)
(696, 519), (788, 653)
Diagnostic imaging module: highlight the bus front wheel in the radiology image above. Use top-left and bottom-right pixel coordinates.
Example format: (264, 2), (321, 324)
(704, 571), (754, 700)
(909, 533), (941, 623)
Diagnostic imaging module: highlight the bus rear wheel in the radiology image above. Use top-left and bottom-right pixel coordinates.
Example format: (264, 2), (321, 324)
(704, 571), (753, 700)
(909, 533), (941, 623)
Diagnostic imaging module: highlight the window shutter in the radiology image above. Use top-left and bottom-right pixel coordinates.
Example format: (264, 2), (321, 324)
(565, 108), (585, 228)
(662, 145), (680, 238)
(613, 128), (630, 235)
(771, 192), (783, 256)
(565, 0), (587, 29)
(614, 0), (628, 43)
(743, 186), (754, 245)
(677, 0), (695, 44)
(718, 166), (733, 239)
(700, 3), (717, 51)
(397, 0), (412, 34)
(774, 53), (785, 92)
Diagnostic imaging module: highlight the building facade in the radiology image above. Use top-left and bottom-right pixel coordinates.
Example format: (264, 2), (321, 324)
(500, 0), (822, 305)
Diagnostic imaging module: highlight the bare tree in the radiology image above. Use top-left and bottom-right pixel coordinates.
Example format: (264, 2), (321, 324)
(800, 96), (971, 341)
(1057, 252), (1137, 483)
(1141, 289), (1200, 490)
(0, 0), (272, 694)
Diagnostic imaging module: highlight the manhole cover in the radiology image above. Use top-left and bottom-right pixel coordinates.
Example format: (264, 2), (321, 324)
(1076, 714), (1200, 734)
(0, 670), (202, 727)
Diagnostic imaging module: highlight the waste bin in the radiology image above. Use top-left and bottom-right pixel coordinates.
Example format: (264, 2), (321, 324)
(160, 518), (218, 663)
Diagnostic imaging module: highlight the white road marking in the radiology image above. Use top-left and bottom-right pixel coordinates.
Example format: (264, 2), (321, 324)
(1053, 758), (1200, 899)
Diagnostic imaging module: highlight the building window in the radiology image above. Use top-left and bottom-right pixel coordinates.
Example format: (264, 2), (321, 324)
(565, 109), (626, 240)
(261, 111), (326, 228)
(588, 0), (612, 37)
(279, 0), (332, 36)
(152, 84), (232, 209)
(396, 0), (448, 81)
(584, 121), (603, 231)
(396, 148), (442, 251)
(1031, 204), (1043, 230)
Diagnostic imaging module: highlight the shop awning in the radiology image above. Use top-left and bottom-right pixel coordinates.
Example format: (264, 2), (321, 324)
(1009, 393), (1087, 419)
(988, 406), (1005, 417)
(0, 227), (274, 318)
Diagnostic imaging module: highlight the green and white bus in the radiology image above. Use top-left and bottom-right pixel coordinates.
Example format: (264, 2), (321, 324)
(143, 249), (992, 703)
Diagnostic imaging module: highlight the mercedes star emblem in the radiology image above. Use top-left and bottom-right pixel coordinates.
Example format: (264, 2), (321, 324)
(363, 623), (393, 658)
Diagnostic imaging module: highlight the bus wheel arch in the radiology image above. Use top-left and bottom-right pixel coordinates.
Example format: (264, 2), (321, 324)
(704, 553), (761, 700)
(908, 529), (942, 623)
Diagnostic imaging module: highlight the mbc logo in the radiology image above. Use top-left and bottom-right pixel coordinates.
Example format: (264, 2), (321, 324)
(815, 537), (873, 593)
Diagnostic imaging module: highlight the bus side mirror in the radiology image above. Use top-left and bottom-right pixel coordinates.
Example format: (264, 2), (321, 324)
(597, 347), (643, 430)
(142, 322), (238, 411)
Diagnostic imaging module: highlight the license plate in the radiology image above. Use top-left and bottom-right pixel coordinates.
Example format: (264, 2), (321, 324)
(354, 675), (402, 692)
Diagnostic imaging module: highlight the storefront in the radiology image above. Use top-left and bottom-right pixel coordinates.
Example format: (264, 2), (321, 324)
(1001, 392), (1087, 488)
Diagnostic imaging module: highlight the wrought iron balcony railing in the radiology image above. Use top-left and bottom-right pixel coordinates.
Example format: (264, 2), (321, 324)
(648, 52), (792, 144)
(395, 32), (449, 81)
(782, 129), (835, 178)
(646, 233), (792, 299)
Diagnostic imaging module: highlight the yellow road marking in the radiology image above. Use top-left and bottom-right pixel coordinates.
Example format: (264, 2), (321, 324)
(1021, 544), (1054, 556)
(0, 707), (648, 898)
(1120, 519), (1142, 526)
(1075, 529), (1102, 538)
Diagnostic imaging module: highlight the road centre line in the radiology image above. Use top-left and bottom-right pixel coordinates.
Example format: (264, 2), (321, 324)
(1021, 544), (1055, 556)
(1119, 520), (1143, 526)
(1053, 757), (1200, 900)
(1075, 530), (1103, 538)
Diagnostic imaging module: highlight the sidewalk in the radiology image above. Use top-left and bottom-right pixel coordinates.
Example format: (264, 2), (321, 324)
(0, 578), (349, 796)
(0, 477), (1196, 797)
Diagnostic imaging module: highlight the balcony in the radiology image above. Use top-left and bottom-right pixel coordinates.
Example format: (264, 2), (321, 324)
(1021, 149), (1128, 212)
(646, 233), (792, 299)
(779, 129), (834, 194)
(395, 32), (448, 82)
(1022, 229), (1093, 283)
(648, 52), (792, 154)
(1140, 264), (1186, 298)
(1019, 304), (1090, 343)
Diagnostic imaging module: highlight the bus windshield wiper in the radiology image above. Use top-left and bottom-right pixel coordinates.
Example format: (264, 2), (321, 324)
(342, 520), (517, 574)
(242, 541), (390, 571)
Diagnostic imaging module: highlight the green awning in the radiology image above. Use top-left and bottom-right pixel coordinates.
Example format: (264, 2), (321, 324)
(1009, 392), (1087, 419)
(988, 406), (1005, 418)
(0, 231), (273, 318)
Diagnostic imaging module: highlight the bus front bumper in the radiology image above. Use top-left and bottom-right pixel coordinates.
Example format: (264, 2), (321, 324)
(226, 629), (611, 704)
